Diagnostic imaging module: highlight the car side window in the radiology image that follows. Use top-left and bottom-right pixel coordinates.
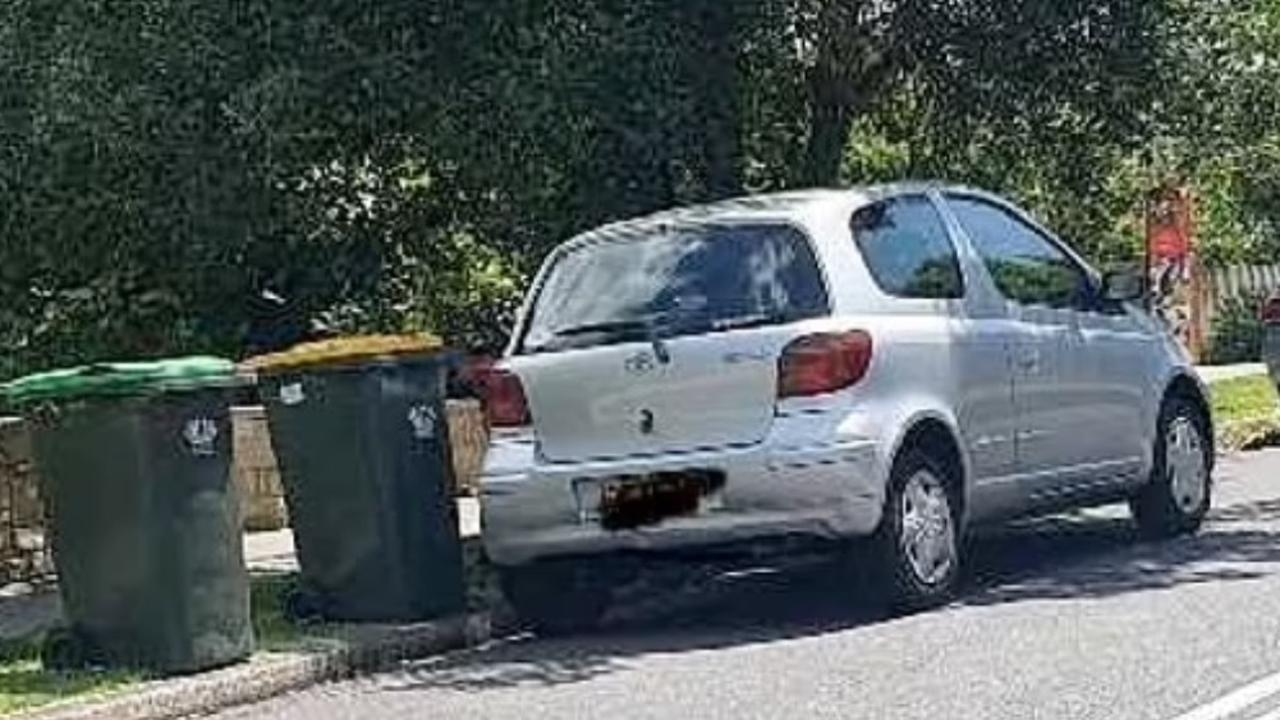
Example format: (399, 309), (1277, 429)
(851, 194), (964, 299)
(946, 195), (1089, 309)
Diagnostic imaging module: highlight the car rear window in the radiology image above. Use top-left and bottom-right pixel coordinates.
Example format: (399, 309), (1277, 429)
(851, 195), (964, 299)
(519, 223), (829, 354)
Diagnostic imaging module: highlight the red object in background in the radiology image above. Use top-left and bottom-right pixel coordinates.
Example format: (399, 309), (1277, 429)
(458, 355), (496, 392)
(1147, 187), (1194, 263)
(1263, 294), (1280, 326)
(1150, 224), (1190, 262)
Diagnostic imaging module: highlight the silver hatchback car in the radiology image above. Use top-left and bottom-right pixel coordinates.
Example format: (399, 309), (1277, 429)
(480, 184), (1213, 629)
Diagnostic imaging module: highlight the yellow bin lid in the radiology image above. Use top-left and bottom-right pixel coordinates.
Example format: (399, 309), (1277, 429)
(242, 333), (445, 374)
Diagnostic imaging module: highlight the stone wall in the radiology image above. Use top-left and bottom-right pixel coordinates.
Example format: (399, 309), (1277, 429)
(446, 400), (488, 497)
(231, 407), (290, 532)
(0, 418), (53, 585)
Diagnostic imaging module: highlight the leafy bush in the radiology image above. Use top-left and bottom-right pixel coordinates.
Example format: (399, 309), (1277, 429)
(6, 0), (1280, 377)
(1207, 295), (1266, 365)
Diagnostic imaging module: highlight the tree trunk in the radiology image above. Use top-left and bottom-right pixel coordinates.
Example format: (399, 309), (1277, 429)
(802, 2), (858, 188)
(686, 1), (743, 199)
(805, 93), (854, 186)
(800, 0), (892, 187)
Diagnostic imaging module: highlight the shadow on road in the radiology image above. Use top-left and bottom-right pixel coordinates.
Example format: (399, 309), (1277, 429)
(392, 564), (884, 693)
(963, 511), (1280, 605)
(388, 498), (1280, 694)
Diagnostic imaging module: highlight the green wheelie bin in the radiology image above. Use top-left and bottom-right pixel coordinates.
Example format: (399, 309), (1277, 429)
(2, 358), (254, 675)
(247, 335), (465, 623)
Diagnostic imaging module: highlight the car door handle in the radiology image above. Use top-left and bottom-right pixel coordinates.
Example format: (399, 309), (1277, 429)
(1016, 349), (1041, 371)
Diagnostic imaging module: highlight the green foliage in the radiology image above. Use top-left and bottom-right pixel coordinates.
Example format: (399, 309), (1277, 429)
(1211, 374), (1280, 425)
(1, 0), (1276, 375)
(1207, 295), (1267, 365)
(0, 634), (139, 715)
(1212, 371), (1280, 452)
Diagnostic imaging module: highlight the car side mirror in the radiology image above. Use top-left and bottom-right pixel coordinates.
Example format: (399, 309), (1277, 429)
(1100, 268), (1145, 304)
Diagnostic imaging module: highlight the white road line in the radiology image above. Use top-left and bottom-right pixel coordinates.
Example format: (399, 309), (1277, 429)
(1170, 671), (1280, 720)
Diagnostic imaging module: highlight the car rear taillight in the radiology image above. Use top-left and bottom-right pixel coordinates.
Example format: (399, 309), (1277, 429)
(483, 368), (531, 428)
(777, 331), (874, 399)
(1263, 296), (1280, 326)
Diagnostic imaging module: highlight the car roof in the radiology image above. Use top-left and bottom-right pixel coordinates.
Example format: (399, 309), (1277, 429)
(562, 182), (964, 249)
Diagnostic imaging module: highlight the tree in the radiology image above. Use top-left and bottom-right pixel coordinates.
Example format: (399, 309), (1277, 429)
(3, 0), (1272, 377)
(756, 1), (1168, 189)
(1152, 0), (1280, 265)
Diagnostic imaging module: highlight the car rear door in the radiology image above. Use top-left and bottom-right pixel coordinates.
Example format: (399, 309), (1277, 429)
(850, 192), (1017, 491)
(512, 222), (830, 463)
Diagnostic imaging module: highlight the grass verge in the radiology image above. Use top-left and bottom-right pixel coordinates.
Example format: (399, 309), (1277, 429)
(249, 572), (345, 653)
(1210, 374), (1280, 451)
(0, 636), (139, 716)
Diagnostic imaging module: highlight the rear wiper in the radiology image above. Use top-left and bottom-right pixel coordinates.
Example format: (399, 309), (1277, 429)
(551, 317), (674, 364)
(551, 319), (658, 338)
(710, 310), (791, 332)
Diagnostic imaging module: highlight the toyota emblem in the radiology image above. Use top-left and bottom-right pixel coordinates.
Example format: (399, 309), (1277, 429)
(625, 351), (656, 376)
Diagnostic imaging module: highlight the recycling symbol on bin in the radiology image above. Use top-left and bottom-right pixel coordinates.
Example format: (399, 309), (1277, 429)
(407, 404), (437, 441)
(183, 417), (219, 457)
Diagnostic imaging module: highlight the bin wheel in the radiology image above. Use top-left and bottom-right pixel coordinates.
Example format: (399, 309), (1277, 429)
(284, 588), (327, 625)
(41, 627), (102, 671)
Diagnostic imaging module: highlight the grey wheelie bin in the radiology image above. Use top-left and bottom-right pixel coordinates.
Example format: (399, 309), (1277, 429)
(2, 357), (254, 675)
(247, 335), (465, 623)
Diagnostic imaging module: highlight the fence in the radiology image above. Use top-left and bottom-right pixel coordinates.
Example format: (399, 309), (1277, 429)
(1167, 263), (1280, 362)
(1207, 264), (1280, 313)
(0, 400), (489, 588)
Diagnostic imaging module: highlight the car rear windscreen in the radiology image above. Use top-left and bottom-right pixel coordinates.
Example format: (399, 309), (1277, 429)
(519, 223), (829, 354)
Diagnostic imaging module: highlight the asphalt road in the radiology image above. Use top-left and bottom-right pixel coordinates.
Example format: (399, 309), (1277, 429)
(216, 449), (1280, 720)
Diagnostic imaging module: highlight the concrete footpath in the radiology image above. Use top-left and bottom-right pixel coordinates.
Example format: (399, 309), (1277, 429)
(1197, 362), (1268, 384)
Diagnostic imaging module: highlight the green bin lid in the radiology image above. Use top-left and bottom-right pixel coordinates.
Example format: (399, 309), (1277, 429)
(2, 356), (241, 406)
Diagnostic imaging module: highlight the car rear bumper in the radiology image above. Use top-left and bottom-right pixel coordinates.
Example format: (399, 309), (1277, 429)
(480, 426), (885, 567)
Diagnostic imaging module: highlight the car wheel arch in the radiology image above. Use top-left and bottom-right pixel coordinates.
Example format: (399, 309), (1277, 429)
(887, 413), (971, 525)
(1161, 372), (1216, 468)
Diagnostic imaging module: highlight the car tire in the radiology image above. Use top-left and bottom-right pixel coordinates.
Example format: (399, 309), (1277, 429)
(1130, 395), (1212, 539)
(869, 448), (962, 613)
(498, 559), (615, 635)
